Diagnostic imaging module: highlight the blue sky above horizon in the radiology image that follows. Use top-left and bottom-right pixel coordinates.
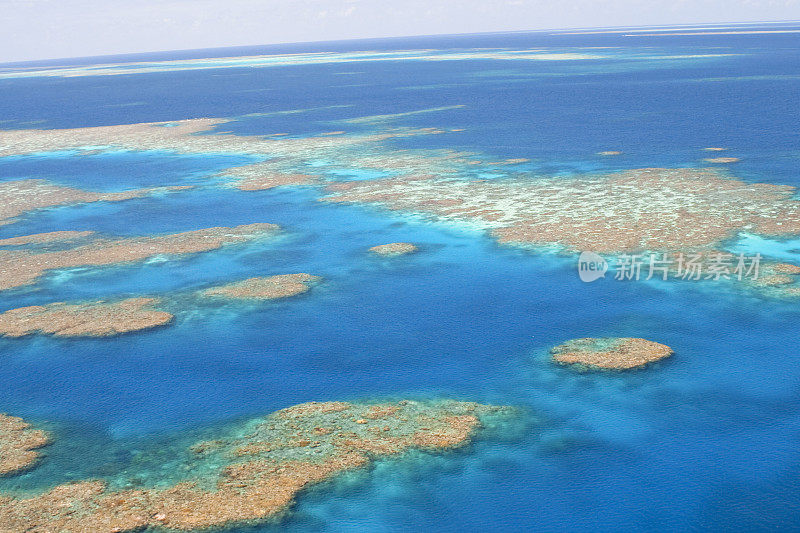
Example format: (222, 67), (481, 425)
(3, 0), (800, 63)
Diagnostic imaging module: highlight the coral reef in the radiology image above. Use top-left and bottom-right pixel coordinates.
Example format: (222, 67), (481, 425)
(201, 274), (321, 300)
(325, 168), (800, 254)
(0, 230), (95, 246)
(222, 161), (320, 191)
(772, 263), (800, 275)
(0, 179), (190, 226)
(0, 298), (173, 338)
(0, 118), (434, 161)
(747, 261), (800, 297)
(703, 157), (740, 163)
(0, 400), (509, 531)
(551, 337), (673, 370)
(0, 223), (279, 291)
(0, 414), (51, 477)
(754, 274), (795, 286)
(368, 242), (419, 256)
(4, 118), (797, 264)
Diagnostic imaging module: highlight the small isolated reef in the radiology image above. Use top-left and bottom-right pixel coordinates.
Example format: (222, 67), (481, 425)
(0, 400), (511, 531)
(368, 242), (419, 256)
(551, 337), (673, 370)
(200, 273), (320, 300)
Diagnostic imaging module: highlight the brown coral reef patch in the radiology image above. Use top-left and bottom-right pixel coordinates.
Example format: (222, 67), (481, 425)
(201, 273), (321, 300)
(0, 414), (51, 477)
(368, 242), (419, 256)
(222, 161), (320, 191)
(772, 263), (800, 275)
(0, 223), (279, 291)
(0, 400), (509, 531)
(0, 297), (173, 338)
(325, 168), (800, 254)
(0, 178), (189, 226)
(551, 337), (673, 370)
(0, 230), (94, 246)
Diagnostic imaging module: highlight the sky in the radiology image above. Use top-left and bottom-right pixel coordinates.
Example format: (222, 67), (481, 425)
(2, 0), (800, 63)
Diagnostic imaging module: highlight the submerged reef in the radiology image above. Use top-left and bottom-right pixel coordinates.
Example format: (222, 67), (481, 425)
(201, 273), (321, 300)
(551, 337), (673, 370)
(325, 168), (800, 254)
(0, 179), (189, 226)
(703, 157), (740, 163)
(0, 414), (51, 477)
(0, 298), (173, 338)
(368, 242), (419, 256)
(0, 223), (279, 291)
(0, 400), (510, 531)
(748, 261), (800, 298)
(771, 263), (800, 275)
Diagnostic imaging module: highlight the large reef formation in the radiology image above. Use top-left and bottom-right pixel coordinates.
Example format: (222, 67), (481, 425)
(0, 414), (51, 477)
(0, 223), (279, 291)
(0, 118), (447, 163)
(0, 179), (190, 227)
(200, 273), (320, 300)
(0, 298), (173, 338)
(0, 400), (510, 531)
(324, 169), (800, 254)
(0, 118), (470, 193)
(551, 337), (674, 370)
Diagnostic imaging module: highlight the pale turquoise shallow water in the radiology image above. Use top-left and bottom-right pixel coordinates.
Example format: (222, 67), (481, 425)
(0, 26), (799, 532)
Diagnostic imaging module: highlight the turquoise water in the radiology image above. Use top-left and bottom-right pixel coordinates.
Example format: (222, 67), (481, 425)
(1, 26), (800, 531)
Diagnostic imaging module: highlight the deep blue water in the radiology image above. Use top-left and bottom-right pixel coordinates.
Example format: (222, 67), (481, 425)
(1, 26), (800, 532)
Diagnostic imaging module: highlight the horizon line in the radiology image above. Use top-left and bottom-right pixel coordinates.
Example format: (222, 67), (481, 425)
(3, 18), (799, 67)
